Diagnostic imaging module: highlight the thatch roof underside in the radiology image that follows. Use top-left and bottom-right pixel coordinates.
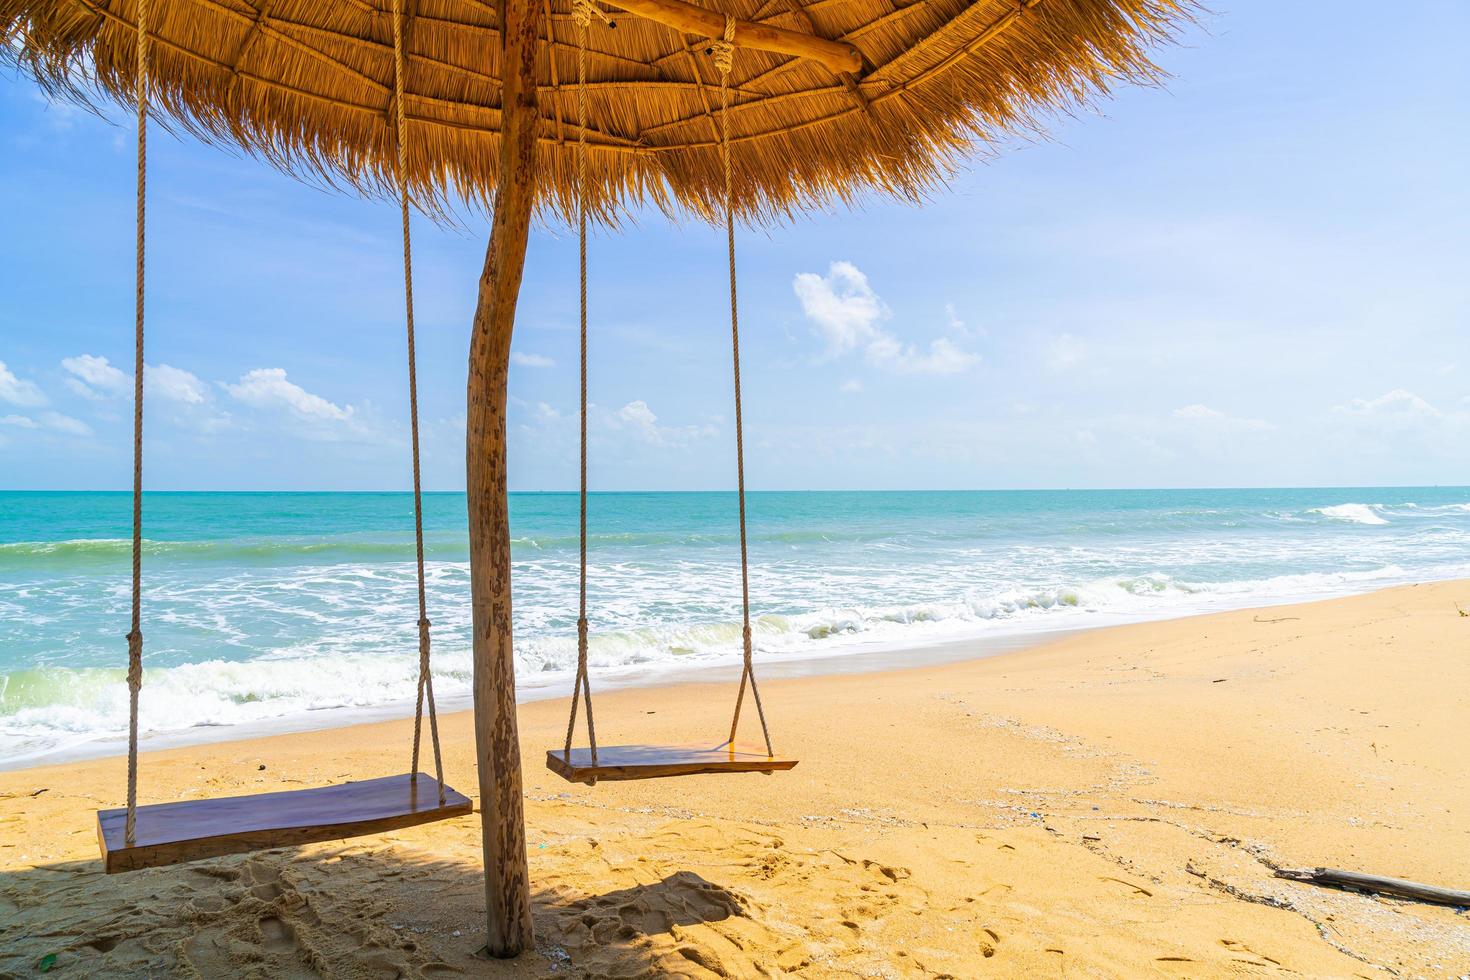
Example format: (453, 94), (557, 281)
(4, 0), (1191, 224)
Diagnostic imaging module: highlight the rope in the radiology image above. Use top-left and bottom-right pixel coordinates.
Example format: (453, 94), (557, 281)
(563, 0), (598, 776)
(715, 19), (774, 757)
(393, 0), (445, 804)
(124, 0), (151, 847)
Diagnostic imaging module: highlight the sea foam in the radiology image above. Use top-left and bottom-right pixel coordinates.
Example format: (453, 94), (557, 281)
(1311, 503), (1389, 525)
(4, 488), (1470, 766)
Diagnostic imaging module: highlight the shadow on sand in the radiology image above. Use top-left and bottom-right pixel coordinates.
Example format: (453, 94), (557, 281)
(0, 840), (747, 977)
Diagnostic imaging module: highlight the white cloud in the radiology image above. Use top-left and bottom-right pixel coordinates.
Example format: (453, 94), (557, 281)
(1336, 388), (1440, 419)
(535, 401), (561, 421)
(794, 262), (980, 376)
(794, 261), (888, 356)
(61, 354), (130, 399)
(39, 411), (93, 436)
(943, 302), (983, 339)
(871, 336), (980, 376)
(1172, 403), (1226, 420)
(0, 361), (47, 407)
(62, 355), (207, 406)
(1172, 403), (1274, 431)
(944, 303), (965, 334)
(1325, 390), (1470, 464)
(511, 351), (555, 368)
(222, 368), (353, 423)
(619, 400), (658, 429)
(840, 379), (863, 393)
(147, 364), (207, 404)
(1045, 334), (1088, 372)
(0, 411), (88, 436)
(29, 90), (87, 132)
(613, 399), (714, 448)
(1329, 389), (1470, 443)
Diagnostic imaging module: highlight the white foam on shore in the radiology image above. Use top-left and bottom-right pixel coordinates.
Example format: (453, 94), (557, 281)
(5, 559), (1464, 770)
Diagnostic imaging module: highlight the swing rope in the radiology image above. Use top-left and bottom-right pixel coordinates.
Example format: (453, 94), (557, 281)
(713, 18), (773, 757)
(392, 0), (446, 802)
(560, 12), (773, 763)
(118, 0), (446, 840)
(124, 0), (151, 847)
(562, 0), (599, 771)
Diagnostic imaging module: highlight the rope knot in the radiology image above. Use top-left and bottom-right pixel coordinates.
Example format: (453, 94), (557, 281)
(711, 15), (736, 77)
(125, 630), (144, 690)
(571, 0), (597, 29)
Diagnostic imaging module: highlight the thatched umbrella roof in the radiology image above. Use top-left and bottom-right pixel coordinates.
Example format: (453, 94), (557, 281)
(5, 0), (1190, 224)
(5, 0), (1197, 958)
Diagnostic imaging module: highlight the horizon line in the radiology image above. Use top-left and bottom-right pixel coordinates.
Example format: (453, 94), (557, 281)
(3, 484), (1468, 495)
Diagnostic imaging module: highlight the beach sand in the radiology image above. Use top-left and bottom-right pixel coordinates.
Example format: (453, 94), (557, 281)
(2, 581), (1468, 978)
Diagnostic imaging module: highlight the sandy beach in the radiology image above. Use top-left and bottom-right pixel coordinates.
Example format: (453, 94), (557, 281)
(2, 580), (1467, 978)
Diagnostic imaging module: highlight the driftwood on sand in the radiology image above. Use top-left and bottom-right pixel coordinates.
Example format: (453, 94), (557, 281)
(1274, 867), (1470, 907)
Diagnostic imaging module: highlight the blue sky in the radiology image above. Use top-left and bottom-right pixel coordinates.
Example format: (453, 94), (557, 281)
(2, 1), (1467, 491)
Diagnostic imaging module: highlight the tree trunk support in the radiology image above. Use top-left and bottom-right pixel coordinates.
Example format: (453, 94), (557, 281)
(467, 0), (541, 959)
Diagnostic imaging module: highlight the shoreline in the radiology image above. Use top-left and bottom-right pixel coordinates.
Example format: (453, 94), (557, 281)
(3, 580), (1468, 975)
(0, 622), (1076, 773)
(8, 566), (1458, 773)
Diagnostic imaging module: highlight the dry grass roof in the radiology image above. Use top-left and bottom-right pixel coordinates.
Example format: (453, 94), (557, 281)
(4, 0), (1193, 224)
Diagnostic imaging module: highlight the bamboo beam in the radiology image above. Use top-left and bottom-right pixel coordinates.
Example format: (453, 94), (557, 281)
(467, 0), (538, 959)
(603, 0), (862, 74)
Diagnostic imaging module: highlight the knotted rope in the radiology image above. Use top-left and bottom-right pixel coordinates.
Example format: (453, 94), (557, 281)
(715, 19), (774, 757)
(124, 0), (151, 847)
(563, 0), (599, 777)
(393, 0), (445, 803)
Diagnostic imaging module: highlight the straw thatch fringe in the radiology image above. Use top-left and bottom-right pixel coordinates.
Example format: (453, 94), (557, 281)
(3, 0), (1195, 225)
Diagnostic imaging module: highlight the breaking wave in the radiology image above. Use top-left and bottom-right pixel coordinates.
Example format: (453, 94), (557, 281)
(5, 488), (1469, 766)
(1310, 503), (1389, 525)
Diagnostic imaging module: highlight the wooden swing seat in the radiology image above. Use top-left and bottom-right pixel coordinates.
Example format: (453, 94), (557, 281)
(545, 743), (798, 784)
(96, 772), (471, 873)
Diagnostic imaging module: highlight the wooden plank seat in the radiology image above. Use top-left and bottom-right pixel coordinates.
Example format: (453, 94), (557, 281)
(96, 772), (472, 873)
(545, 743), (799, 784)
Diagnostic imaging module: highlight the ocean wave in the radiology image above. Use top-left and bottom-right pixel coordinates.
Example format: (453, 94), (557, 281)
(6, 560), (1457, 761)
(1303, 501), (1470, 526)
(0, 536), (444, 566)
(1310, 504), (1389, 525)
(1380, 502), (1470, 517)
(1, 526), (900, 567)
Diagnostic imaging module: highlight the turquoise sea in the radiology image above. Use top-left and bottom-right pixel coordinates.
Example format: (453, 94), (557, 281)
(2, 488), (1468, 766)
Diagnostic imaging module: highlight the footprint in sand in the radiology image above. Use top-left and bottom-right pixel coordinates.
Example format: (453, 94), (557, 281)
(191, 864), (241, 882)
(245, 861), (286, 901)
(1099, 875), (1153, 897)
(1220, 937), (1282, 966)
(259, 915), (298, 953)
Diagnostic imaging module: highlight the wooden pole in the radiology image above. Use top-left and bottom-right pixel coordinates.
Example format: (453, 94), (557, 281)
(466, 0), (541, 958)
(603, 0), (862, 74)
